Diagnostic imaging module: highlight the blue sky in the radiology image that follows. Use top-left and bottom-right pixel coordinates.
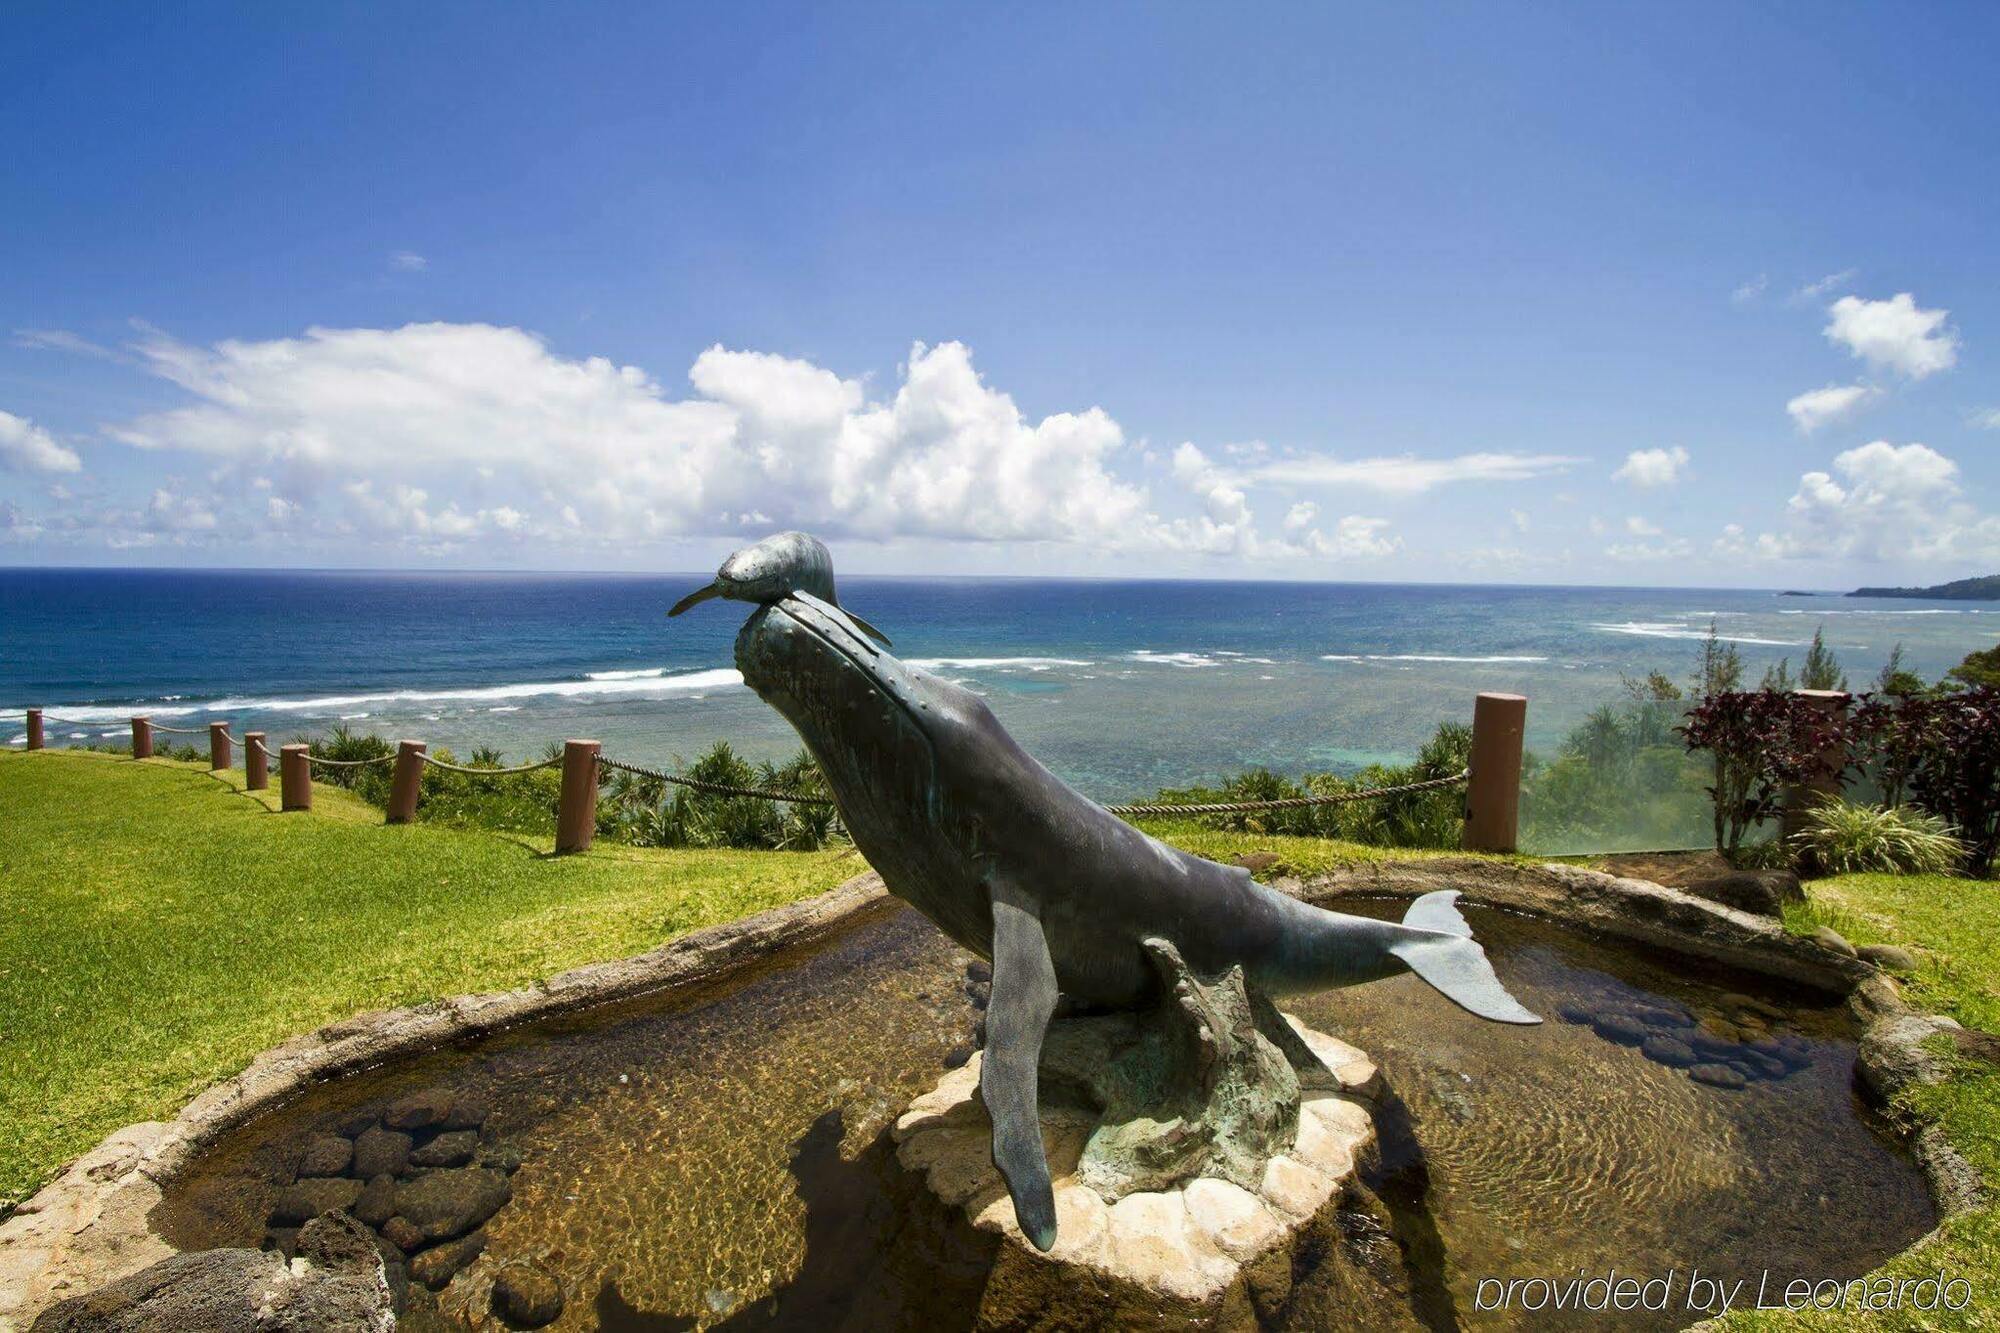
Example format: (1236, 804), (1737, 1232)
(3, 3), (1996, 585)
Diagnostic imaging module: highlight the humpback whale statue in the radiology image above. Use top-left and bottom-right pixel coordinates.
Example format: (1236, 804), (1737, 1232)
(672, 532), (1539, 1250)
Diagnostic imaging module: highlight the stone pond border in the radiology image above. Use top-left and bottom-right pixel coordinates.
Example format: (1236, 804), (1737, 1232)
(1, 859), (1981, 1329)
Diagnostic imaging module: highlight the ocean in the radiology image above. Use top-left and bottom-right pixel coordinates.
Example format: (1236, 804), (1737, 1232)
(4, 568), (1993, 804)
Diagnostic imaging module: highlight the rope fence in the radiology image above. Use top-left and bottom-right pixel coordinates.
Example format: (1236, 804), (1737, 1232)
(1104, 769), (1468, 818)
(421, 754), (562, 776)
(11, 691), (1529, 854)
(600, 754), (837, 806)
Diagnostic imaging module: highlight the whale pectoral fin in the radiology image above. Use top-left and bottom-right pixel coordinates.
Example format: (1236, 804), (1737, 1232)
(980, 879), (1060, 1251)
(840, 606), (893, 648)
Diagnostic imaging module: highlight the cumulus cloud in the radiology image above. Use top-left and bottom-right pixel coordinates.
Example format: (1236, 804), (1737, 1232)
(1786, 383), (1880, 433)
(390, 251), (428, 271)
(1624, 515), (1663, 536)
(1757, 441), (2000, 564)
(1246, 451), (1580, 495)
(89, 322), (1401, 564)
(0, 410), (83, 473)
(1824, 293), (1959, 380)
(1731, 274), (1768, 305)
(1611, 446), (1689, 488)
(1971, 407), (2000, 430)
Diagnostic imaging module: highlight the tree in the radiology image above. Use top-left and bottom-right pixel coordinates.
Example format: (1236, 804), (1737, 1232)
(1761, 658), (1796, 693)
(1948, 642), (2000, 691)
(1692, 620), (1743, 699)
(1801, 626), (1848, 692)
(1875, 642), (1927, 698)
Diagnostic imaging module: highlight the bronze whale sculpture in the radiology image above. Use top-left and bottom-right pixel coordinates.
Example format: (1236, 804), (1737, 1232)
(672, 532), (1539, 1249)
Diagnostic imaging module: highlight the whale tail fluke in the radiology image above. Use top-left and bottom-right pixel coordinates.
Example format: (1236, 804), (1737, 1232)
(1392, 891), (1542, 1025)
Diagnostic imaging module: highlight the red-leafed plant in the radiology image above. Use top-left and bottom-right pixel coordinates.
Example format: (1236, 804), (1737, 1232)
(1679, 690), (1849, 861)
(1892, 687), (2000, 876)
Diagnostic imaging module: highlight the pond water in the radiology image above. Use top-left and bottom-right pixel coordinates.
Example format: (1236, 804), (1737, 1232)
(156, 898), (1934, 1331)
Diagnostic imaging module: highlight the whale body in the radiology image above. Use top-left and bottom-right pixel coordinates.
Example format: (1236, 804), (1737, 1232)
(673, 533), (1539, 1249)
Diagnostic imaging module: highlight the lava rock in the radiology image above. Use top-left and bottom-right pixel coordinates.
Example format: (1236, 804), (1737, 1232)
(409, 1229), (488, 1291)
(409, 1129), (479, 1169)
(964, 960), (991, 984)
(1632, 1004), (1693, 1030)
(383, 1090), (454, 1132)
(1811, 926), (1858, 958)
(1555, 1000), (1594, 1025)
(1858, 943), (1918, 974)
(380, 1216), (426, 1253)
(1691, 1030), (1741, 1060)
(351, 1126), (413, 1178)
(1592, 1012), (1649, 1046)
(492, 1262), (565, 1328)
(1685, 870), (1801, 917)
(394, 1166), (512, 1242)
(1640, 1035), (1696, 1068)
(1734, 1048), (1789, 1079)
(335, 1107), (381, 1138)
(441, 1093), (492, 1131)
(270, 1175), (363, 1225)
(354, 1173), (399, 1227)
(31, 1215), (391, 1332)
(295, 1135), (353, 1178)
(1688, 1062), (1748, 1090)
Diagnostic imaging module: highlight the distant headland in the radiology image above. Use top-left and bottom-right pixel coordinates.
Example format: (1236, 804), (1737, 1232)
(1850, 574), (2000, 601)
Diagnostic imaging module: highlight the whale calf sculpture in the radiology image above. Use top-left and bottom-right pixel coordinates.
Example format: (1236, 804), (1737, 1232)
(672, 532), (1539, 1250)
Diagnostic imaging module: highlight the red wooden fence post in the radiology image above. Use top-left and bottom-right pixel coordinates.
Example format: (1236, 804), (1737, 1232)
(1461, 692), (1527, 854)
(386, 740), (426, 824)
(26, 709), (43, 751)
(280, 744), (311, 811)
(555, 739), (601, 854)
(244, 732), (268, 791)
(209, 721), (232, 771)
(131, 716), (154, 759)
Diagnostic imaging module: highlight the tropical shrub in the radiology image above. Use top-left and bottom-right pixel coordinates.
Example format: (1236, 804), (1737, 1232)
(1789, 797), (1963, 875)
(1679, 690), (1848, 861)
(1894, 687), (2000, 876)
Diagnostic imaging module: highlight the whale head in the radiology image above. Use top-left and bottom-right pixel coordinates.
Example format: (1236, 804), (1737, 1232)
(669, 531), (891, 646)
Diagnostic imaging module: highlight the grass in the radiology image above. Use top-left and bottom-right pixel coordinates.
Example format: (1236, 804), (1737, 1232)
(0, 749), (853, 1206)
(1717, 873), (2000, 1329)
(0, 752), (1469, 1209)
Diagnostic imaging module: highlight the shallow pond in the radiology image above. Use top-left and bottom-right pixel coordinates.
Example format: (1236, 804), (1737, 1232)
(156, 898), (1934, 1331)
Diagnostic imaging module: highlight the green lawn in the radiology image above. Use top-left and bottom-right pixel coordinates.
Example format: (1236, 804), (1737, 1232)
(0, 750), (854, 1206)
(1719, 874), (2000, 1330)
(5, 751), (1995, 1330)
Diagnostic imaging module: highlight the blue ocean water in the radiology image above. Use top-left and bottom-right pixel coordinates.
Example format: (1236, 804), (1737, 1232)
(4, 569), (1994, 804)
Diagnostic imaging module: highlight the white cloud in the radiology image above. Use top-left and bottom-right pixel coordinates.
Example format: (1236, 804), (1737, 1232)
(1731, 274), (1768, 304)
(1824, 293), (1959, 380)
(1786, 383), (1880, 433)
(0, 410), (83, 474)
(1611, 446), (1689, 488)
(1246, 451), (1581, 495)
(1792, 269), (1856, 302)
(1971, 407), (2000, 430)
(390, 251), (429, 272)
(1604, 537), (1694, 563)
(1757, 441), (2000, 564)
(1509, 508), (1530, 533)
(95, 322), (1400, 563)
(11, 328), (118, 359)
(1624, 515), (1663, 536)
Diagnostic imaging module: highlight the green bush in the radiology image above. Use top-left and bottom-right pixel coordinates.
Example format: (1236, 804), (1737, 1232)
(1134, 720), (1470, 850)
(1790, 798), (1964, 876)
